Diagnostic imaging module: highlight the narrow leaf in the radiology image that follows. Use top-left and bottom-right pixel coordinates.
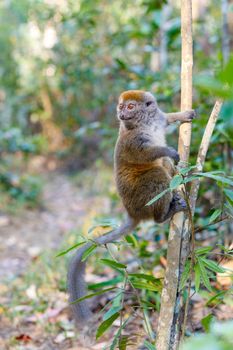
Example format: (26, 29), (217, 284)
(125, 234), (138, 247)
(201, 313), (214, 332)
(110, 317), (131, 350)
(201, 257), (226, 273)
(144, 340), (156, 350)
(194, 263), (201, 292)
(180, 259), (191, 290)
(81, 243), (97, 261)
(118, 335), (130, 350)
(129, 273), (161, 284)
(224, 188), (233, 202)
(197, 258), (213, 292)
(146, 188), (170, 206)
(100, 258), (126, 269)
(178, 165), (197, 175)
(170, 174), (183, 190)
(70, 287), (116, 304)
(88, 276), (123, 290)
(103, 306), (122, 321)
(195, 246), (212, 256)
(182, 175), (200, 184)
(140, 299), (157, 310)
(206, 290), (226, 306)
(56, 241), (86, 257)
(96, 312), (120, 339)
(131, 281), (161, 292)
(194, 172), (233, 187)
(208, 209), (221, 224)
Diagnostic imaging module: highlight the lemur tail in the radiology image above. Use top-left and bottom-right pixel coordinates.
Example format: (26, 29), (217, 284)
(67, 216), (138, 325)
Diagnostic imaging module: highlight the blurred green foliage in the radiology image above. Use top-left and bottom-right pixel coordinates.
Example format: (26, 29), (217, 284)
(0, 0), (232, 162)
(0, 0), (233, 156)
(0, 128), (43, 208)
(1, 0), (232, 204)
(181, 320), (233, 350)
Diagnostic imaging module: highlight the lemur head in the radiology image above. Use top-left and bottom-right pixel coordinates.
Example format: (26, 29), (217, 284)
(117, 90), (158, 128)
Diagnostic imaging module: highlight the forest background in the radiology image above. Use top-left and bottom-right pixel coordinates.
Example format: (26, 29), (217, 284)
(0, 0), (233, 349)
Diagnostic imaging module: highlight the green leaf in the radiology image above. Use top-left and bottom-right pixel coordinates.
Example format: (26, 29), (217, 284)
(224, 188), (233, 202)
(201, 258), (226, 273)
(197, 258), (213, 292)
(182, 175), (200, 184)
(146, 188), (170, 206)
(129, 273), (161, 283)
(140, 299), (157, 310)
(144, 340), (156, 350)
(201, 314), (214, 332)
(100, 258), (126, 269)
(206, 290), (227, 306)
(180, 259), (191, 290)
(96, 312), (120, 339)
(208, 209), (221, 224)
(194, 263), (201, 292)
(70, 287), (116, 304)
(194, 172), (233, 187)
(103, 305), (122, 321)
(88, 276), (123, 290)
(110, 317), (131, 350)
(170, 174), (183, 190)
(216, 244), (232, 253)
(81, 243), (97, 261)
(125, 234), (138, 248)
(55, 241), (86, 257)
(118, 335), (130, 350)
(195, 246), (212, 256)
(178, 165), (197, 175)
(131, 281), (161, 292)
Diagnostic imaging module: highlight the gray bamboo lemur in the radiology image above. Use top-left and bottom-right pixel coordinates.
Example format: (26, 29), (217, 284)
(67, 90), (196, 324)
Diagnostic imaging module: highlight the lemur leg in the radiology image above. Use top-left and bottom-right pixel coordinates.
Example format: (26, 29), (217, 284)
(156, 192), (187, 223)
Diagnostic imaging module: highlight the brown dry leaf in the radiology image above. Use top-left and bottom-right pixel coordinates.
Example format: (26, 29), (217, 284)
(15, 334), (32, 342)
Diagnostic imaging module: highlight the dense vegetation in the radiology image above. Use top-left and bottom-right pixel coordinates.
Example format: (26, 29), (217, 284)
(0, 0), (232, 349)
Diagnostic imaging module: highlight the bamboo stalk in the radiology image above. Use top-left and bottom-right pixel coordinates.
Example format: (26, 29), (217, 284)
(156, 1), (193, 349)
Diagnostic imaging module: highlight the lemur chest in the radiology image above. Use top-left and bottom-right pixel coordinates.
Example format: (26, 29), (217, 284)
(150, 127), (167, 147)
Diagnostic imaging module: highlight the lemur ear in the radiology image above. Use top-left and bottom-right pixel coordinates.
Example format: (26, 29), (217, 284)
(145, 101), (153, 107)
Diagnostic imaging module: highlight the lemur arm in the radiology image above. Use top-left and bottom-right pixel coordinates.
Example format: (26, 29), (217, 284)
(166, 110), (196, 124)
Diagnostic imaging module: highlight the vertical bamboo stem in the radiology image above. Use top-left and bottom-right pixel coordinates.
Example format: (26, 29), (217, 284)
(156, 1), (193, 349)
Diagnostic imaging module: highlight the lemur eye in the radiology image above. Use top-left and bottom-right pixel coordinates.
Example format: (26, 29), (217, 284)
(127, 103), (135, 110)
(146, 101), (153, 107)
(119, 104), (124, 110)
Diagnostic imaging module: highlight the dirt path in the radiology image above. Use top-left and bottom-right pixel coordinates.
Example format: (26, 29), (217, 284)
(0, 171), (115, 350)
(0, 173), (90, 279)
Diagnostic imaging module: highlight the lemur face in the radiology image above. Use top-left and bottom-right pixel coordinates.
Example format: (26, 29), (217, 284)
(117, 90), (158, 126)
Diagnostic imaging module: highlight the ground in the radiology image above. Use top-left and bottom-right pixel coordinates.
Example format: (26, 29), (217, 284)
(0, 168), (232, 350)
(0, 170), (115, 350)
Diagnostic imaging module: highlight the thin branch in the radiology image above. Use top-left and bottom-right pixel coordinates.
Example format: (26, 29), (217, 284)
(194, 215), (229, 234)
(189, 100), (223, 213)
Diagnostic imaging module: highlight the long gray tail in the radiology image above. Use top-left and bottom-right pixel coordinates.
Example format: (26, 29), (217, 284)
(67, 216), (138, 325)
